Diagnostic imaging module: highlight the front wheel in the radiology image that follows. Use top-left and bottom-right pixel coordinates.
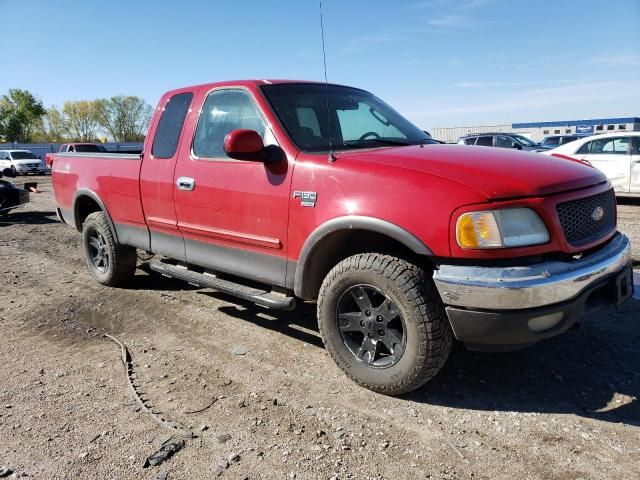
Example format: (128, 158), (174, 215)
(317, 253), (453, 395)
(82, 212), (137, 286)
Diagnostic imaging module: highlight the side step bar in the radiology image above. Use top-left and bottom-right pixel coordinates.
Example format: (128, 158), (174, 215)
(149, 260), (296, 310)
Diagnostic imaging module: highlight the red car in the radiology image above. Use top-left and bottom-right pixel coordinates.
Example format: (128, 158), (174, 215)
(51, 80), (633, 395)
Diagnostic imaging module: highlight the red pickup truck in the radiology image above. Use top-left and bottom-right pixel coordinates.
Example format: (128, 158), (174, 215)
(52, 80), (633, 395)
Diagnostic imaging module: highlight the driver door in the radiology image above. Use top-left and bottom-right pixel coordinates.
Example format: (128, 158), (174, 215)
(173, 87), (293, 287)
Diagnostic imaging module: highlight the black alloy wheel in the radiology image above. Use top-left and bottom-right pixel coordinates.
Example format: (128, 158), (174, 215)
(336, 284), (407, 368)
(87, 228), (110, 273)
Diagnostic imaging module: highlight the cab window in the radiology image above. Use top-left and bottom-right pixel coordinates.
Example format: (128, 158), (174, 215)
(496, 136), (515, 148)
(475, 136), (493, 146)
(193, 89), (267, 159)
(152, 92), (193, 159)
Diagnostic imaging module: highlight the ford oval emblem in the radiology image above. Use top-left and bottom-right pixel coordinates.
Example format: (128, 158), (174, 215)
(592, 206), (604, 222)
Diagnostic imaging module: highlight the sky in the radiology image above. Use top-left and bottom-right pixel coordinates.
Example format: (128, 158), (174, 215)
(1, 0), (639, 131)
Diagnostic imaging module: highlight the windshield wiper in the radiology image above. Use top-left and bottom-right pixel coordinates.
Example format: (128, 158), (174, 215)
(344, 138), (411, 147)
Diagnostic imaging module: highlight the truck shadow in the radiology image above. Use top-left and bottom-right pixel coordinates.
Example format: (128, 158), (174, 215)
(409, 300), (640, 427)
(203, 292), (325, 349)
(203, 290), (640, 427)
(0, 210), (59, 227)
(137, 267), (639, 426)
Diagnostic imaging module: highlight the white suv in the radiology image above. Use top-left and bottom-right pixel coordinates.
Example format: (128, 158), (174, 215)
(543, 132), (640, 195)
(0, 150), (46, 175)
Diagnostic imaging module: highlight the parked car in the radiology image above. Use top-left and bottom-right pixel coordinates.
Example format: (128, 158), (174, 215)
(0, 167), (30, 216)
(0, 150), (47, 175)
(458, 133), (551, 152)
(543, 132), (640, 195)
(51, 80), (632, 395)
(540, 134), (588, 148)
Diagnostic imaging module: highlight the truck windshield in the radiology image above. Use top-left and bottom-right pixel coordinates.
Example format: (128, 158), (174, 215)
(11, 151), (38, 160)
(261, 83), (435, 152)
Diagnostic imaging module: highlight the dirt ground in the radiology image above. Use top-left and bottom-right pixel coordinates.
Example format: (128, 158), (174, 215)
(1, 176), (638, 480)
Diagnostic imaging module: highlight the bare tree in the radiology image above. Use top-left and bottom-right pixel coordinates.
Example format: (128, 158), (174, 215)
(95, 96), (152, 142)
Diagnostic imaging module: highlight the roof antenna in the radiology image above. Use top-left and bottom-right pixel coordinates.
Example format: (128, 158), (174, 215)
(319, 1), (337, 163)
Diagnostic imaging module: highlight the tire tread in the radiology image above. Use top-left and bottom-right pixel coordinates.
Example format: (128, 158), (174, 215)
(317, 253), (453, 395)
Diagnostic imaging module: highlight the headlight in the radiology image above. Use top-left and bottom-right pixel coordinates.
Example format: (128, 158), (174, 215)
(456, 208), (549, 249)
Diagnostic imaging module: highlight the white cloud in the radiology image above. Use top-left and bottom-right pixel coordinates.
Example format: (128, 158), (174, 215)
(589, 53), (640, 67)
(395, 80), (640, 128)
(427, 15), (471, 28)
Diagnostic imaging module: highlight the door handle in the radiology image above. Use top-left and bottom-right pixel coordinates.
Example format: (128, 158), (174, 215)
(176, 176), (195, 191)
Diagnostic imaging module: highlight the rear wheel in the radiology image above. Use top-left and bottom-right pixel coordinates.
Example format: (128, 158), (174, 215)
(317, 253), (453, 395)
(82, 212), (136, 286)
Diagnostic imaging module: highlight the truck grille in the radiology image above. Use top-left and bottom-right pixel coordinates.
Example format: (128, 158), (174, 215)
(556, 189), (616, 247)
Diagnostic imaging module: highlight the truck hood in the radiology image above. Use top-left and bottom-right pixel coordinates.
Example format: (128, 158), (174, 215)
(340, 144), (606, 200)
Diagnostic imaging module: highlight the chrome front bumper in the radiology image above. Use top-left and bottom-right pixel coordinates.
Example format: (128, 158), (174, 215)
(434, 233), (632, 311)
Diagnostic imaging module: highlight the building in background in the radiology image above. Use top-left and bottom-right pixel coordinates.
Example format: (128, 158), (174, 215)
(432, 117), (640, 143)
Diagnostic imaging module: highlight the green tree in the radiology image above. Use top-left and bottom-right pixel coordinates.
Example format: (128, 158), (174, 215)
(95, 95), (152, 142)
(39, 106), (70, 142)
(0, 89), (46, 142)
(63, 100), (100, 141)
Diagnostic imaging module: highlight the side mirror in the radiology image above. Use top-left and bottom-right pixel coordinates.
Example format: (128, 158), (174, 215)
(1, 167), (16, 178)
(224, 129), (266, 161)
(513, 144), (522, 150)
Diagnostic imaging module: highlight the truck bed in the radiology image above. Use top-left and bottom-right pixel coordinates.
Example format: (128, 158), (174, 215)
(51, 152), (147, 235)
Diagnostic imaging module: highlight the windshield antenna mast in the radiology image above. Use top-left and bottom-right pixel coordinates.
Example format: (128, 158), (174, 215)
(319, 1), (336, 162)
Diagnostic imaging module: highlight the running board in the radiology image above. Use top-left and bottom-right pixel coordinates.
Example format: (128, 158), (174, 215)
(149, 260), (296, 310)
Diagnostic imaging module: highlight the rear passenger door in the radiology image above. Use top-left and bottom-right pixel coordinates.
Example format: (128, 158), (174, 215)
(578, 136), (631, 193)
(140, 90), (194, 258)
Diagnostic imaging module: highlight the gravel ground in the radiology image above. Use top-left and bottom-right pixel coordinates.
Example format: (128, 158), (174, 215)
(0, 176), (638, 480)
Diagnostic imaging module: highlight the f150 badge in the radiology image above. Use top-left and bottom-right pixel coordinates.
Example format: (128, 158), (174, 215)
(293, 191), (317, 207)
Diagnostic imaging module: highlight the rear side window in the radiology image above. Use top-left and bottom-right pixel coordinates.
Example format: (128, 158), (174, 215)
(475, 136), (493, 146)
(580, 137), (630, 154)
(464, 137), (476, 145)
(577, 141), (591, 154)
(152, 92), (193, 159)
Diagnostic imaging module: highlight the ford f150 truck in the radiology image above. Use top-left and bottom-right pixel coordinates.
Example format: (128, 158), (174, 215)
(52, 80), (633, 395)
